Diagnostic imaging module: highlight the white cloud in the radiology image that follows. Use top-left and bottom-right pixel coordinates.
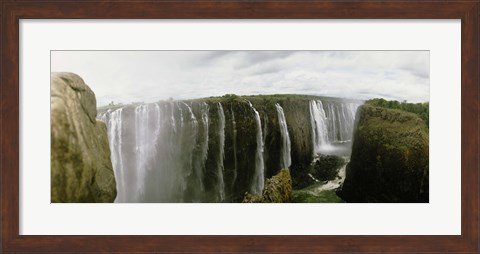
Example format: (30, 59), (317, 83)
(51, 51), (429, 106)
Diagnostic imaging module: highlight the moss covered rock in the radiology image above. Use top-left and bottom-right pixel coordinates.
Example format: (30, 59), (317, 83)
(312, 155), (345, 181)
(338, 105), (429, 202)
(51, 72), (117, 202)
(243, 169), (292, 203)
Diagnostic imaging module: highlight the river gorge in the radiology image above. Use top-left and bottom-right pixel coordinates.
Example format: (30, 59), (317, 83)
(97, 95), (360, 203)
(51, 72), (429, 203)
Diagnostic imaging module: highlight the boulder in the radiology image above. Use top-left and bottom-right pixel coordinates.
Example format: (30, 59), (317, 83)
(51, 72), (117, 202)
(290, 163), (316, 189)
(243, 169), (292, 203)
(338, 105), (429, 202)
(312, 154), (345, 181)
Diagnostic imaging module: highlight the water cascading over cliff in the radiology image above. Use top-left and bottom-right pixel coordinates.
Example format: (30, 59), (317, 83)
(309, 100), (360, 155)
(215, 103), (226, 201)
(275, 103), (291, 169)
(247, 101), (265, 195)
(324, 102), (359, 143)
(98, 97), (361, 202)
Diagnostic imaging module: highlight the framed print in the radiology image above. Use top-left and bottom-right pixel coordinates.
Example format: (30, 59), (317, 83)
(1, 0), (479, 253)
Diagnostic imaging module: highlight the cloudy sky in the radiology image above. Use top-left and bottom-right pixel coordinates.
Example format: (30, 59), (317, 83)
(51, 51), (429, 106)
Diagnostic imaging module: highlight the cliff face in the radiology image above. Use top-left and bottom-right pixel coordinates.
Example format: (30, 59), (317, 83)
(219, 98), (316, 201)
(51, 72), (117, 202)
(98, 95), (361, 202)
(338, 105), (429, 202)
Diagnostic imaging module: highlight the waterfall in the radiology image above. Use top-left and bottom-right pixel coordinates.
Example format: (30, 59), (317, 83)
(216, 103), (226, 201)
(309, 100), (329, 154)
(98, 97), (360, 202)
(98, 102), (197, 202)
(161, 102), (188, 202)
(99, 101), (214, 202)
(247, 101), (265, 195)
(230, 106), (238, 188)
(178, 103), (184, 128)
(275, 103), (291, 169)
(195, 102), (209, 192)
(309, 100), (360, 156)
(262, 113), (268, 144)
(183, 102), (200, 194)
(135, 103), (167, 200)
(134, 104), (148, 199)
(104, 108), (126, 202)
(324, 102), (359, 143)
(133, 103), (164, 201)
(169, 101), (176, 131)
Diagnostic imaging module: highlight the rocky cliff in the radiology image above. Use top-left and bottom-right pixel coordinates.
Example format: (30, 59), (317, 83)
(51, 72), (117, 202)
(338, 105), (429, 202)
(98, 95), (360, 202)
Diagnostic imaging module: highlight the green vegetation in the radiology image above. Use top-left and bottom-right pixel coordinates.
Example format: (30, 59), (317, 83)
(243, 169), (293, 203)
(366, 98), (429, 127)
(181, 94), (360, 106)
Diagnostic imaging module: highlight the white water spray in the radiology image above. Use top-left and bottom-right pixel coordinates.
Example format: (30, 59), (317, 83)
(216, 103), (226, 201)
(309, 100), (330, 154)
(275, 103), (291, 169)
(247, 101), (265, 195)
(105, 108), (126, 202)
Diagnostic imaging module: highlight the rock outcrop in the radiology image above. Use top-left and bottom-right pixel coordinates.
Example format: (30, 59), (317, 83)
(243, 169), (293, 203)
(338, 105), (429, 202)
(312, 155), (345, 181)
(290, 154), (346, 189)
(51, 72), (117, 202)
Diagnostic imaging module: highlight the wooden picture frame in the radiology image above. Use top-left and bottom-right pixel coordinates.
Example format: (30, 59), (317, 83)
(1, 0), (478, 253)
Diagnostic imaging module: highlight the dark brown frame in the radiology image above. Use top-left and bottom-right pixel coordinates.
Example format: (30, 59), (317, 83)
(1, 0), (478, 253)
